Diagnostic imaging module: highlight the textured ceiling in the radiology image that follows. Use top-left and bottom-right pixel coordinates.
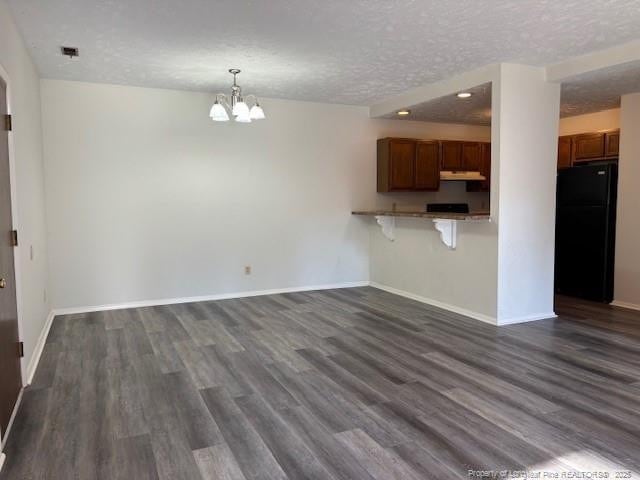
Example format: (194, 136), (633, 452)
(7, 0), (640, 105)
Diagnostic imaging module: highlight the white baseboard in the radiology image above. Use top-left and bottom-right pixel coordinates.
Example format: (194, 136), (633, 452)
(51, 281), (370, 317)
(610, 300), (640, 312)
(25, 310), (56, 386)
(1, 309), (54, 462)
(369, 281), (498, 325)
(0, 387), (23, 451)
(1, 310), (56, 460)
(497, 312), (557, 325)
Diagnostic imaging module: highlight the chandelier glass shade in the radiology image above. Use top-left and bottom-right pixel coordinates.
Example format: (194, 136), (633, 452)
(209, 101), (229, 122)
(249, 104), (265, 120)
(232, 100), (250, 118)
(210, 69), (266, 123)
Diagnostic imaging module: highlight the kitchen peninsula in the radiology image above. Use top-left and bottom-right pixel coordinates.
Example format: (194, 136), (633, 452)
(352, 210), (490, 221)
(352, 209), (491, 249)
(353, 135), (498, 323)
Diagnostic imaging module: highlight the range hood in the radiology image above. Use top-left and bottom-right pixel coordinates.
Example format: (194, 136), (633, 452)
(440, 170), (486, 181)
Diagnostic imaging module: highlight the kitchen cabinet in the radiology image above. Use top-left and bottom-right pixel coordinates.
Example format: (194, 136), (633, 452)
(557, 130), (619, 168)
(441, 141), (462, 170)
(605, 131), (619, 157)
(415, 141), (441, 190)
(467, 142), (491, 192)
(377, 138), (439, 192)
(388, 139), (415, 190)
(461, 142), (482, 171)
(441, 141), (482, 171)
(558, 135), (573, 169)
(573, 133), (605, 161)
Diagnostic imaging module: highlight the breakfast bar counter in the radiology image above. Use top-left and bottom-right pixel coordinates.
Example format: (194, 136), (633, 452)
(351, 210), (490, 221)
(352, 210), (491, 248)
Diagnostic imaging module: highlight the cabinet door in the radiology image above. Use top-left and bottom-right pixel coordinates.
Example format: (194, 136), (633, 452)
(389, 140), (416, 190)
(461, 142), (482, 171)
(605, 131), (619, 157)
(467, 142), (491, 192)
(441, 141), (462, 170)
(558, 135), (573, 169)
(415, 141), (440, 190)
(574, 133), (605, 161)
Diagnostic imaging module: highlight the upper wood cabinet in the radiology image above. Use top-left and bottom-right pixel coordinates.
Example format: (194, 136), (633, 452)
(441, 141), (482, 171)
(573, 133), (605, 161)
(389, 139), (415, 190)
(415, 141), (441, 190)
(461, 142), (482, 172)
(440, 141), (462, 170)
(467, 143), (491, 193)
(605, 131), (619, 157)
(377, 138), (439, 192)
(557, 135), (573, 170)
(557, 129), (619, 169)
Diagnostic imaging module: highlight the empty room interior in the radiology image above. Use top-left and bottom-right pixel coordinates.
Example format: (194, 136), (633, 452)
(2, 0), (640, 478)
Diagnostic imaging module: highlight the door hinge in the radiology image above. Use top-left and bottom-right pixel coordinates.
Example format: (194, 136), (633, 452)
(3, 114), (11, 131)
(18, 342), (24, 358)
(11, 229), (18, 247)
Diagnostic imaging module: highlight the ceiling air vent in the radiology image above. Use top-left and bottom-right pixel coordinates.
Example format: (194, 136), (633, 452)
(61, 46), (79, 58)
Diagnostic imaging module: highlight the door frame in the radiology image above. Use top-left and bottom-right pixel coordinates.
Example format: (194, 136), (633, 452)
(0, 62), (26, 447)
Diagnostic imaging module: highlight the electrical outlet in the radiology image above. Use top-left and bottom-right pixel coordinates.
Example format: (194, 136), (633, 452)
(244, 266), (251, 275)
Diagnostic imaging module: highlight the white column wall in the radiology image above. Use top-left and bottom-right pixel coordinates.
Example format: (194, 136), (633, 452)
(493, 64), (561, 324)
(613, 93), (640, 309)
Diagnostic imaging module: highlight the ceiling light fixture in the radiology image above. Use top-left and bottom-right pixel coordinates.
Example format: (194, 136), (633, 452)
(456, 92), (472, 99)
(210, 69), (265, 123)
(397, 109), (411, 116)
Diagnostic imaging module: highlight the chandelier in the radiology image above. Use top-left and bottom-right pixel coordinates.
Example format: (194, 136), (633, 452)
(209, 69), (265, 123)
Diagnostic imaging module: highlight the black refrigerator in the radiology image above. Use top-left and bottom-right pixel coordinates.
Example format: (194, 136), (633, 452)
(555, 163), (618, 303)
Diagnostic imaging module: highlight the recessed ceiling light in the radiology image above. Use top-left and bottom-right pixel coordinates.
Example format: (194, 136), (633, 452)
(456, 92), (472, 99)
(397, 109), (411, 116)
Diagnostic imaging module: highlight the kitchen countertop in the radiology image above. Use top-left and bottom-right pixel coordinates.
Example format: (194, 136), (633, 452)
(351, 210), (491, 221)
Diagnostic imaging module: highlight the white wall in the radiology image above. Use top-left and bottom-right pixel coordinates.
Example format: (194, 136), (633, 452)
(41, 79), (490, 310)
(614, 93), (640, 309)
(494, 64), (560, 324)
(558, 108), (620, 136)
(0, 2), (50, 386)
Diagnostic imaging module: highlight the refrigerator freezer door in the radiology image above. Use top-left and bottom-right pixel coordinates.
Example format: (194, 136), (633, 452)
(557, 164), (612, 207)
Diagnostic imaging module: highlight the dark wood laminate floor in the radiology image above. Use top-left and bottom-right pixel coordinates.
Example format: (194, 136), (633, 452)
(3, 288), (640, 479)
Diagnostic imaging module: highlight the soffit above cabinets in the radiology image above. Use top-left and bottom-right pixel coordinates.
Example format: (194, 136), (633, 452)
(380, 83), (492, 125)
(560, 60), (640, 117)
(383, 59), (640, 125)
